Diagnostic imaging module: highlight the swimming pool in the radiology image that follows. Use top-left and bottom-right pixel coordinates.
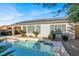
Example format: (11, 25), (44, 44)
(9, 40), (55, 56)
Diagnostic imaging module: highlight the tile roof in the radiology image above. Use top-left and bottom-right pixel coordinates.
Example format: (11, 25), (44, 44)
(12, 18), (68, 25)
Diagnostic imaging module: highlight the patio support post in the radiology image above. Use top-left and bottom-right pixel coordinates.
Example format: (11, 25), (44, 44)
(12, 26), (15, 35)
(21, 26), (23, 30)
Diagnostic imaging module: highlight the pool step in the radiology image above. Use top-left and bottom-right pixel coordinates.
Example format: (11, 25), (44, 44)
(0, 47), (15, 56)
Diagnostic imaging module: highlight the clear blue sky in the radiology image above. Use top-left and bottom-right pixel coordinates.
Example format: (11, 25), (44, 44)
(0, 3), (66, 25)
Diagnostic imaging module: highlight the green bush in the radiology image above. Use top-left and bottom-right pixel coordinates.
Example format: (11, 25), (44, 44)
(33, 31), (39, 37)
(62, 34), (68, 41)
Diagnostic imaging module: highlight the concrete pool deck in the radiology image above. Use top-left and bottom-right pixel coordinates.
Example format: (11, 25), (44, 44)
(61, 40), (79, 56)
(52, 41), (69, 56)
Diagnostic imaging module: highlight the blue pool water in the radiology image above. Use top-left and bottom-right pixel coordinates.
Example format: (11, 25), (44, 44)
(10, 40), (54, 56)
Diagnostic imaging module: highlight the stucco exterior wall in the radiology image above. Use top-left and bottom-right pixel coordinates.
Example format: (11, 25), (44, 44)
(66, 23), (75, 39)
(38, 24), (50, 37)
(20, 22), (75, 39)
(38, 23), (67, 37)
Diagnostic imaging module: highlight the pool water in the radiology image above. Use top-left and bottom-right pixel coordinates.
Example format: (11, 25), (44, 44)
(10, 40), (55, 56)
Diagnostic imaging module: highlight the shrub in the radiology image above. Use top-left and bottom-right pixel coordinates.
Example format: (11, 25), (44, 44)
(1, 31), (7, 36)
(0, 31), (12, 36)
(20, 30), (26, 37)
(43, 37), (49, 40)
(48, 30), (56, 41)
(62, 34), (68, 41)
(33, 31), (39, 37)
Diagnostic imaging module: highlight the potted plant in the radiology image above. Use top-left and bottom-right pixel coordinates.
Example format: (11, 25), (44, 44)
(62, 34), (68, 41)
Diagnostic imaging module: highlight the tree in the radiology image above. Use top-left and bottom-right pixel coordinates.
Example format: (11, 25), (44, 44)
(67, 4), (79, 22)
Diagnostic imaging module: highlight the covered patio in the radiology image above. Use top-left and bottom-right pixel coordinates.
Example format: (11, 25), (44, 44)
(11, 25), (22, 35)
(0, 25), (22, 36)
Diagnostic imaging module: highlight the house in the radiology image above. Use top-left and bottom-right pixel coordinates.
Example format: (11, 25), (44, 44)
(12, 18), (75, 39)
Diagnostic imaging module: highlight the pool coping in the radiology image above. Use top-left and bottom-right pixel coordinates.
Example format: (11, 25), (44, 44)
(52, 41), (70, 56)
(43, 40), (69, 56)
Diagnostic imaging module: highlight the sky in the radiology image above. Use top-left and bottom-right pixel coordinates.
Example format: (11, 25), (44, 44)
(0, 3), (66, 25)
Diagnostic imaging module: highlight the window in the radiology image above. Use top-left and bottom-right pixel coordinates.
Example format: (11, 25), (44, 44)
(55, 25), (62, 32)
(61, 25), (66, 32)
(36, 25), (41, 33)
(27, 26), (34, 33)
(50, 25), (66, 32)
(50, 25), (55, 31)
